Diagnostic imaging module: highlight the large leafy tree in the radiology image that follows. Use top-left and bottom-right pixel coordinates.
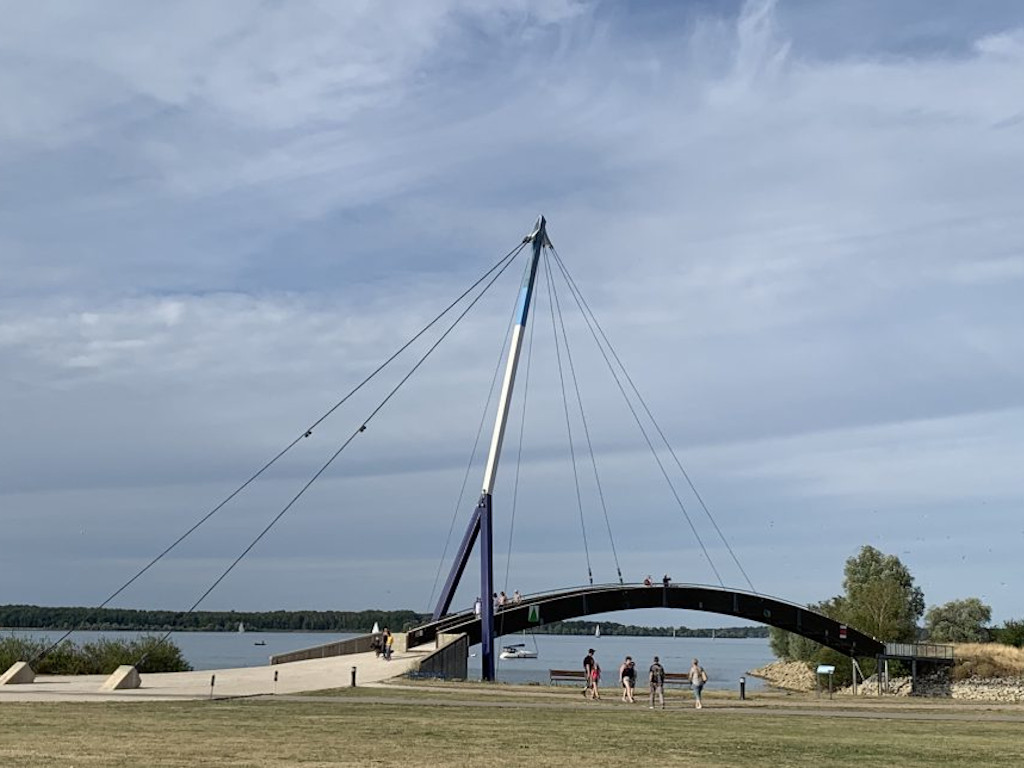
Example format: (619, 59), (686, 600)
(925, 598), (991, 643)
(770, 546), (925, 666)
(841, 545), (924, 643)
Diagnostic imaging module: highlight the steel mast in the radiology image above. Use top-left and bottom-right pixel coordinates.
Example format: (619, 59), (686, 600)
(432, 215), (549, 681)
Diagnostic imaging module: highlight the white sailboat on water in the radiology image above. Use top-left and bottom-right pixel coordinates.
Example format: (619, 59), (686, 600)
(595, 625), (601, 638)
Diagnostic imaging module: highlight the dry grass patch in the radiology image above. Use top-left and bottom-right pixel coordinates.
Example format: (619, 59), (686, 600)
(953, 643), (1024, 680)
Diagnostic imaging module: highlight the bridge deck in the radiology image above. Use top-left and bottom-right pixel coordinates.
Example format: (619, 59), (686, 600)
(410, 583), (884, 658)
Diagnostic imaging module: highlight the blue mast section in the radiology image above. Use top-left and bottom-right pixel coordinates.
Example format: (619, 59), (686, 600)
(432, 216), (549, 682)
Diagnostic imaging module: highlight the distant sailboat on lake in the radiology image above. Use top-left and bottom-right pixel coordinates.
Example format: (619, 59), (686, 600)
(238, 622), (245, 633)
(595, 625), (601, 638)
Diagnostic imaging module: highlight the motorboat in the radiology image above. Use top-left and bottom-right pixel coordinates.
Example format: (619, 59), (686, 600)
(499, 643), (538, 660)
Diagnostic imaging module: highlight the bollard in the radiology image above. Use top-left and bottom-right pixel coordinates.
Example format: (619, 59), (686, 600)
(739, 676), (746, 701)
(210, 674), (216, 699)
(351, 665), (357, 688)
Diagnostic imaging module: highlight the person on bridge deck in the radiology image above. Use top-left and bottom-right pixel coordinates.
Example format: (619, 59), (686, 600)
(649, 656), (666, 709)
(473, 597), (481, 616)
(689, 658), (707, 708)
(385, 631), (395, 661)
(381, 628), (393, 661)
(497, 591), (507, 607)
(512, 590), (522, 604)
(619, 656), (636, 703)
(662, 574), (671, 588)
(583, 649), (600, 699)
(643, 575), (653, 587)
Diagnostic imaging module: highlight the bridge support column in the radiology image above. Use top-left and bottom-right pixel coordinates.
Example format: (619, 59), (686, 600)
(480, 493), (495, 681)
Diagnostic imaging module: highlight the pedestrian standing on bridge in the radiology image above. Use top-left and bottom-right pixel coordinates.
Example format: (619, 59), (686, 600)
(649, 656), (665, 709)
(512, 589), (522, 604)
(662, 574), (671, 588)
(689, 658), (707, 708)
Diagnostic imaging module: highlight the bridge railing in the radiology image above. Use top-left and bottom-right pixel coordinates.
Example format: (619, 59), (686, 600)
(883, 642), (955, 661)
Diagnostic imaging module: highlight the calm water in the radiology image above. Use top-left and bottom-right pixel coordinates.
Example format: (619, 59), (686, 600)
(6, 629), (773, 690)
(3, 629), (359, 671)
(478, 634), (773, 691)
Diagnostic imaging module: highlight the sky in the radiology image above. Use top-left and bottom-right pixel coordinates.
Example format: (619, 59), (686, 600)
(2, 0), (1023, 630)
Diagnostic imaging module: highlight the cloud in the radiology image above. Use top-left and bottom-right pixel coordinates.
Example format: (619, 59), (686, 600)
(1, 1), (1023, 625)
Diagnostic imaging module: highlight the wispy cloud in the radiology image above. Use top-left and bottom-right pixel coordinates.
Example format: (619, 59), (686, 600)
(2, 1), (1022, 622)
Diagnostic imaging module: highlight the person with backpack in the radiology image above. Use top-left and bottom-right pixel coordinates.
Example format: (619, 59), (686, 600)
(689, 658), (708, 708)
(649, 656), (666, 709)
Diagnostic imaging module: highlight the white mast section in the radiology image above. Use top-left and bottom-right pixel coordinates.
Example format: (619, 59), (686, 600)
(480, 215), (549, 495)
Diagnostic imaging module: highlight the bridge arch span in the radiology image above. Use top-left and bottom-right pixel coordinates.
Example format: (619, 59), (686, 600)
(408, 583), (883, 658)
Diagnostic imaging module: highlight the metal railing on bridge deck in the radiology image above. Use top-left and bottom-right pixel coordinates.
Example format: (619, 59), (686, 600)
(883, 642), (956, 663)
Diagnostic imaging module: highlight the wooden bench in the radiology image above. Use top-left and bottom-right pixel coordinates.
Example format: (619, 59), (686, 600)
(549, 669), (587, 685)
(548, 669), (692, 687)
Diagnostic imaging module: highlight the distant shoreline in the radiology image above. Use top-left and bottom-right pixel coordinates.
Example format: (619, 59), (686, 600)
(1, 604), (767, 638)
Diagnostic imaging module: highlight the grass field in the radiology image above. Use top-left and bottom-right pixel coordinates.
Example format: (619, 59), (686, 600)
(3, 686), (1024, 768)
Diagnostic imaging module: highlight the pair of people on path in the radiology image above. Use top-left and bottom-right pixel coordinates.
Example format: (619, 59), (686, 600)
(582, 648), (601, 699)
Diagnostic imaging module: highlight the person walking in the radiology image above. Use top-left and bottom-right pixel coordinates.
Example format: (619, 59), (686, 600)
(689, 658), (707, 708)
(583, 649), (596, 698)
(583, 648), (601, 699)
(619, 656), (637, 703)
(649, 656), (666, 709)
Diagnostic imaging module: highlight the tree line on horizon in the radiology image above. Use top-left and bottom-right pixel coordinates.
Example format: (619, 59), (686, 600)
(0, 604), (768, 638)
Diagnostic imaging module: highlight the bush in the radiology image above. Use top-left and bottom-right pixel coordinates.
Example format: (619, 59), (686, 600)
(995, 619), (1024, 648)
(0, 634), (191, 674)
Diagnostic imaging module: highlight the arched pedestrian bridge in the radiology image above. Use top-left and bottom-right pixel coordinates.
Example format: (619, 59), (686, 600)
(408, 583), (884, 658)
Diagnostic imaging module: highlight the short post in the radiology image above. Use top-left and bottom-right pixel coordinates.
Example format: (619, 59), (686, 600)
(209, 674), (216, 699)
(274, 670), (279, 695)
(351, 665), (357, 688)
(739, 676), (746, 701)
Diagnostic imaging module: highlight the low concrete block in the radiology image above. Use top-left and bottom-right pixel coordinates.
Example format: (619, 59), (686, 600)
(0, 661), (35, 685)
(100, 665), (141, 691)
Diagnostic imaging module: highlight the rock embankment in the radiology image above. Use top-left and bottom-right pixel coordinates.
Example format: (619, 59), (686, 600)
(847, 674), (1024, 702)
(747, 661), (816, 692)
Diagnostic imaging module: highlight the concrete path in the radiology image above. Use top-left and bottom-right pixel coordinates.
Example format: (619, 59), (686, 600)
(0, 649), (428, 702)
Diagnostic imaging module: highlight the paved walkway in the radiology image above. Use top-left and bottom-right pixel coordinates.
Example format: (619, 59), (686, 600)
(0, 649), (427, 702)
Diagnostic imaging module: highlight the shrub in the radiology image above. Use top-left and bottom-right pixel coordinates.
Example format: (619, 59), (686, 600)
(995, 619), (1024, 648)
(0, 634), (191, 675)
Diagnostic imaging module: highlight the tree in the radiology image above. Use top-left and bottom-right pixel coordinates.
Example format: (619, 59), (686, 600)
(995, 619), (1024, 648)
(841, 545), (924, 642)
(925, 598), (991, 643)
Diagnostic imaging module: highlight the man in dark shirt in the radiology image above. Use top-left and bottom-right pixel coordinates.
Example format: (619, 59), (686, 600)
(649, 655), (666, 709)
(583, 649), (596, 698)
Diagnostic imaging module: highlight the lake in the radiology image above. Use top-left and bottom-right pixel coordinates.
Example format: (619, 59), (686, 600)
(6, 629), (774, 690)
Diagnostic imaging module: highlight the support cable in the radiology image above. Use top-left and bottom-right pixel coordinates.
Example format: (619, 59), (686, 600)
(542, 250), (593, 585)
(32, 240), (529, 665)
(135, 241), (525, 664)
(551, 247), (756, 592)
(547, 248), (724, 587)
(545, 251), (624, 584)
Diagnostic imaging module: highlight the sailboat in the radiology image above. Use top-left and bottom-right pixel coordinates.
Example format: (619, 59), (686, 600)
(595, 625), (601, 638)
(372, 621), (380, 634)
(237, 622), (245, 633)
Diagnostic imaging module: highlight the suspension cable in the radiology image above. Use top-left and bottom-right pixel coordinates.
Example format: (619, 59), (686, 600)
(542, 250), (593, 585)
(136, 241), (526, 663)
(547, 248), (724, 587)
(32, 240), (530, 665)
(545, 251), (624, 584)
(551, 247), (755, 592)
